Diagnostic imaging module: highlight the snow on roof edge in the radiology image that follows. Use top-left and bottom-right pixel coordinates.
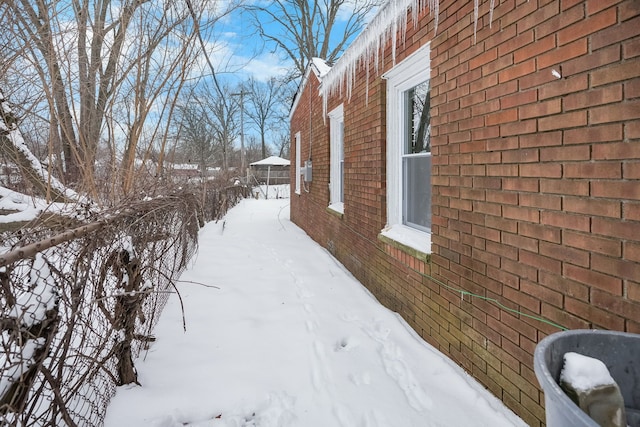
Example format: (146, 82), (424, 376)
(289, 58), (332, 119)
(311, 58), (331, 77)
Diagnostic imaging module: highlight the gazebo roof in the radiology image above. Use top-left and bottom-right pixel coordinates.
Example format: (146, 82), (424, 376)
(250, 156), (290, 167)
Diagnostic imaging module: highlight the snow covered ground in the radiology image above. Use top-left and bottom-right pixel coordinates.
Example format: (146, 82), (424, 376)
(103, 195), (526, 427)
(0, 186), (69, 225)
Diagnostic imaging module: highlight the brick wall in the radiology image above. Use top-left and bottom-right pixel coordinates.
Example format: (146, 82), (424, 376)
(290, 1), (640, 425)
(290, 70), (329, 228)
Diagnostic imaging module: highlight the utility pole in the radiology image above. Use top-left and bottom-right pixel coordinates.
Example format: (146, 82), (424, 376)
(231, 90), (249, 177)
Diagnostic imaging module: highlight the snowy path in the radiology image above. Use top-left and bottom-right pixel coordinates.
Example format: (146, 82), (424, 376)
(103, 198), (526, 427)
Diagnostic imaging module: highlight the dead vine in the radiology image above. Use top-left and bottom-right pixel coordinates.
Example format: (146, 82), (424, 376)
(0, 185), (249, 426)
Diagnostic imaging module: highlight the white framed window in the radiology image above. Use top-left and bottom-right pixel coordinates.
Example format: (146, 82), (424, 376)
(328, 104), (344, 213)
(295, 131), (301, 195)
(382, 43), (431, 254)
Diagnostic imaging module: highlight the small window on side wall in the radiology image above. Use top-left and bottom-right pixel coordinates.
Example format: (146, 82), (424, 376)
(328, 104), (344, 213)
(382, 43), (432, 254)
(295, 132), (302, 195)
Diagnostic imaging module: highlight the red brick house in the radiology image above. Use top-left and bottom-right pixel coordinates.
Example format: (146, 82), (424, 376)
(289, 0), (640, 425)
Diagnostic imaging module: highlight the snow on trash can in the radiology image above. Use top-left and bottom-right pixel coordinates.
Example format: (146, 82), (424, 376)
(534, 329), (640, 427)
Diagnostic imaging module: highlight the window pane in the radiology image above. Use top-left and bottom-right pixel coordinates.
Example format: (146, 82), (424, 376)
(329, 105), (344, 205)
(339, 160), (344, 202)
(339, 122), (344, 203)
(403, 154), (431, 231)
(405, 80), (431, 155)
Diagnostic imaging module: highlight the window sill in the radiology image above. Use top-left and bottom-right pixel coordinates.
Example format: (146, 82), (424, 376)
(378, 224), (431, 262)
(327, 202), (344, 218)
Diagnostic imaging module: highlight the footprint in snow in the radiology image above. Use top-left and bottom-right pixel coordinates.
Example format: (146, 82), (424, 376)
(340, 312), (358, 322)
(310, 340), (333, 390)
(305, 320), (316, 332)
(348, 371), (371, 386)
(334, 337), (359, 352)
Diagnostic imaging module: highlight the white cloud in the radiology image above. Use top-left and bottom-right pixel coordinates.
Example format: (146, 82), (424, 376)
(238, 52), (291, 82)
(337, 0), (382, 24)
(199, 29), (292, 83)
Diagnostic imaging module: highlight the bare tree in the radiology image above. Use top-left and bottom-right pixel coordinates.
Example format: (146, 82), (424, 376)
(175, 96), (216, 175)
(0, 90), (72, 201)
(249, 0), (382, 80)
(272, 130), (291, 159)
(206, 86), (241, 173)
(245, 134), (268, 165)
(174, 84), (241, 174)
(6, 0), (150, 190)
(1, 0), (240, 200)
(243, 77), (287, 159)
(115, 17), (204, 196)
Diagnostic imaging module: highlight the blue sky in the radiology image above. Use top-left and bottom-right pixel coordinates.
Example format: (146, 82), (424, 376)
(182, 1), (371, 157)
(205, 6), (292, 86)
(207, 1), (380, 86)
(173, 1), (383, 158)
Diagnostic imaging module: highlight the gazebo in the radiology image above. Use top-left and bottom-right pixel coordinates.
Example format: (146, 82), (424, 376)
(249, 156), (290, 185)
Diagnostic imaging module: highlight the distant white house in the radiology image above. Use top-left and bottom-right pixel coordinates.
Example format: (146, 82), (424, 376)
(166, 162), (200, 179)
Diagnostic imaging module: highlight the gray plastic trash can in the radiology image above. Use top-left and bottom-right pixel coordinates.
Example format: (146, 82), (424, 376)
(534, 329), (640, 427)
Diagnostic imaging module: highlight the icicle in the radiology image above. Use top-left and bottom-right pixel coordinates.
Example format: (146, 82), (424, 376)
(432, 0), (439, 34)
(320, 0), (439, 118)
(473, 0), (479, 43)
(365, 58), (370, 106)
(489, 0), (497, 28)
